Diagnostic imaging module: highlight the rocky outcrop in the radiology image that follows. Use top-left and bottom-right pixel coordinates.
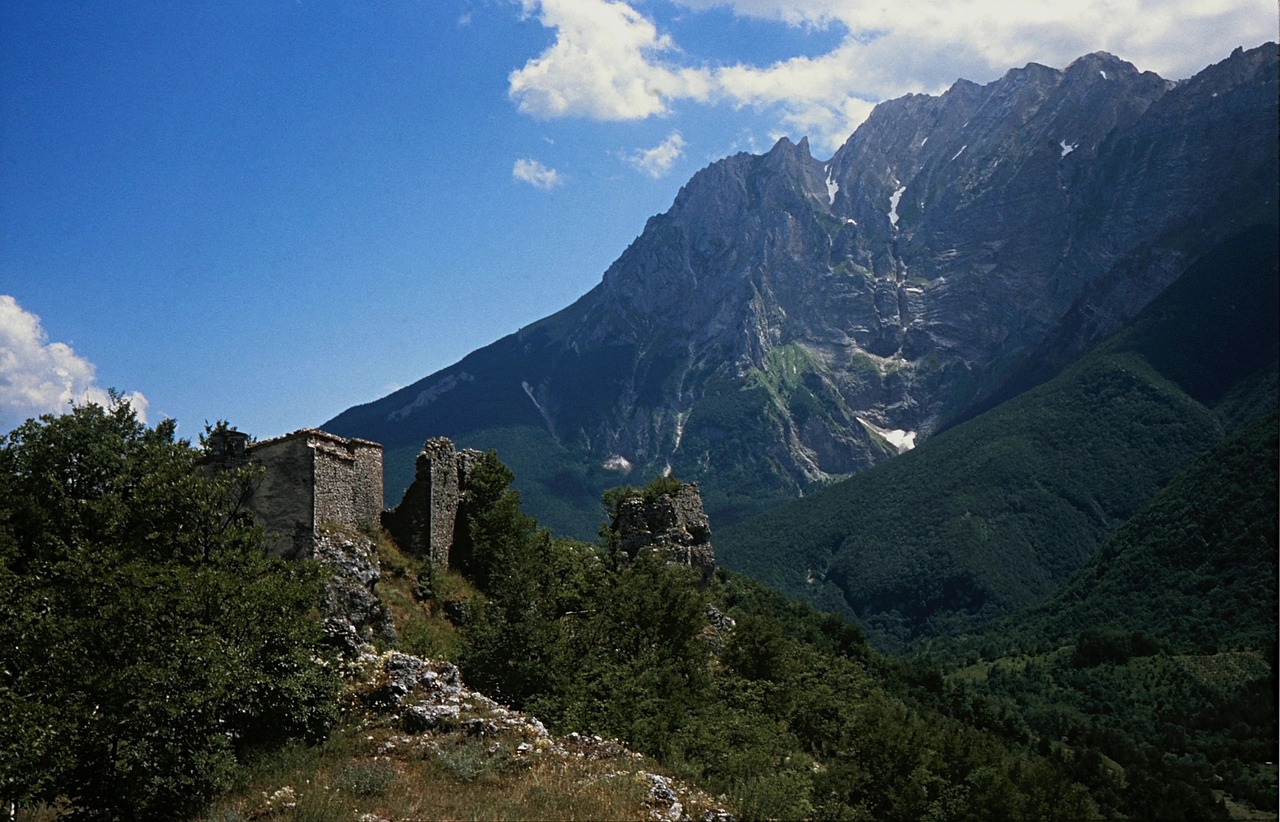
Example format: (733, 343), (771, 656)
(352, 650), (734, 822)
(381, 437), (482, 569)
(303, 531), (397, 656)
(613, 483), (715, 576)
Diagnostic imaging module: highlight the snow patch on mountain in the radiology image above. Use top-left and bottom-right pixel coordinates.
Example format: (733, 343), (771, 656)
(888, 185), (907, 228)
(858, 417), (917, 453)
(603, 455), (634, 474)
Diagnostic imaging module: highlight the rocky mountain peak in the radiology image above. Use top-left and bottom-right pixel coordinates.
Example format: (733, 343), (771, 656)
(588, 130), (831, 353)
(1064, 50), (1136, 76)
(325, 44), (1278, 539)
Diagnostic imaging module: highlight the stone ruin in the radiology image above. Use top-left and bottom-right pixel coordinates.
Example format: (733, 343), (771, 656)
(206, 427), (718, 651)
(382, 437), (716, 580)
(206, 427), (384, 557)
(612, 482), (716, 578)
(205, 427), (394, 651)
(381, 437), (484, 570)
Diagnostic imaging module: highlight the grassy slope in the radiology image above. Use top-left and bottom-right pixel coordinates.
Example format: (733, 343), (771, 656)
(716, 224), (1278, 649)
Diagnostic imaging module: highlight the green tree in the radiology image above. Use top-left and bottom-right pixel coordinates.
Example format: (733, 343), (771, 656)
(723, 612), (795, 682)
(456, 451), (572, 707)
(558, 548), (711, 756)
(0, 400), (339, 820)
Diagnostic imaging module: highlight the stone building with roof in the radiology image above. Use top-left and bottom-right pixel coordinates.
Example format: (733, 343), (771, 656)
(209, 427), (383, 556)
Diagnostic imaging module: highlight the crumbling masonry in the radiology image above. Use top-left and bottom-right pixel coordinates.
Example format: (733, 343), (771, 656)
(612, 483), (716, 578)
(213, 423), (717, 580)
(381, 437), (483, 569)
(381, 437), (718, 577)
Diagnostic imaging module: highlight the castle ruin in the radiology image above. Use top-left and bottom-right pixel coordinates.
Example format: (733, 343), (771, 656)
(208, 427), (714, 580)
(383, 437), (718, 577)
(381, 437), (483, 569)
(210, 427), (383, 556)
(612, 483), (716, 578)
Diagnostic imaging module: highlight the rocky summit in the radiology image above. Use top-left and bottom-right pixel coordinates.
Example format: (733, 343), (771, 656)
(326, 44), (1278, 539)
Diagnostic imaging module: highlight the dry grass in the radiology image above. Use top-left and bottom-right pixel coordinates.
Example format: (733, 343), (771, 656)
(373, 537), (468, 661)
(200, 721), (679, 822)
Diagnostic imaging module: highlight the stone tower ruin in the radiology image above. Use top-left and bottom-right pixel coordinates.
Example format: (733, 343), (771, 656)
(611, 482), (716, 578)
(381, 437), (483, 569)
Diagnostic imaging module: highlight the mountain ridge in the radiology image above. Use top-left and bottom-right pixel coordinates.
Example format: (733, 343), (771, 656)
(326, 43), (1278, 540)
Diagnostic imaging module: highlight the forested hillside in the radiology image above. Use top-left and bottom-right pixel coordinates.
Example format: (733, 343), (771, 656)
(717, 224), (1278, 648)
(928, 411), (1279, 817)
(974, 409), (1278, 655)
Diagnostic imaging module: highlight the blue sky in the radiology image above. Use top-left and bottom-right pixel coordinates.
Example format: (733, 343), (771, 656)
(2, 0), (1275, 439)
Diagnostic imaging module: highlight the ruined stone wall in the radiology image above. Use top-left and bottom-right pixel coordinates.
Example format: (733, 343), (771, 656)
(422, 439), (461, 568)
(313, 437), (356, 531)
(247, 435), (316, 556)
(311, 433), (383, 534)
(352, 444), (384, 528)
(613, 482), (715, 577)
(381, 437), (482, 569)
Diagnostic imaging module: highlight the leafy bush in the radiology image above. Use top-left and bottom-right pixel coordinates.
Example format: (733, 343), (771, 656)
(0, 400), (339, 819)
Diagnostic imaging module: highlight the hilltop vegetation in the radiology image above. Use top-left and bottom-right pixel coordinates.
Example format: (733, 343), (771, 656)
(1, 402), (339, 819)
(371, 454), (1276, 819)
(5, 400), (1275, 819)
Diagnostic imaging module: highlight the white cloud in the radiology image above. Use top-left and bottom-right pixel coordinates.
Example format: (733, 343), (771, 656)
(508, 0), (712, 120)
(628, 131), (687, 177)
(0, 295), (148, 433)
(512, 157), (563, 189)
(511, 0), (1278, 152)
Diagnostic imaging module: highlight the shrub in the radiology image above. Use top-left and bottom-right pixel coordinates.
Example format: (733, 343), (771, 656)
(0, 401), (340, 819)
